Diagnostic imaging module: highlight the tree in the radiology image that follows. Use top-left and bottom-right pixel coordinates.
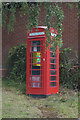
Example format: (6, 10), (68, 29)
(2, 2), (64, 52)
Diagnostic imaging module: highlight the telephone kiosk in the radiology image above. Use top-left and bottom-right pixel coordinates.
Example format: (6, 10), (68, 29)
(26, 26), (59, 96)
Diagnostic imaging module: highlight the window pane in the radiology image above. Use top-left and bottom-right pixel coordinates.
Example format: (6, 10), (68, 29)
(32, 47), (37, 52)
(51, 65), (56, 69)
(32, 70), (40, 75)
(30, 53), (31, 58)
(51, 82), (56, 87)
(37, 47), (40, 51)
(30, 47), (31, 52)
(32, 47), (40, 52)
(30, 59), (31, 63)
(50, 59), (56, 63)
(30, 65), (31, 69)
(30, 70), (31, 75)
(32, 52), (40, 57)
(32, 76), (40, 81)
(32, 52), (41, 66)
(32, 82), (40, 87)
(30, 41), (31, 46)
(32, 66), (40, 69)
(50, 53), (56, 57)
(32, 58), (41, 64)
(32, 41), (40, 45)
(50, 47), (53, 52)
(50, 70), (56, 75)
(29, 76), (31, 81)
(51, 76), (56, 81)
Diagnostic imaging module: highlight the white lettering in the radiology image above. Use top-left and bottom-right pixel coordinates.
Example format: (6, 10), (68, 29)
(29, 32), (45, 36)
(51, 33), (57, 37)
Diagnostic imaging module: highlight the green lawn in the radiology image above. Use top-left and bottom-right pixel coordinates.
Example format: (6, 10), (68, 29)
(2, 80), (78, 118)
(0, 78), (2, 120)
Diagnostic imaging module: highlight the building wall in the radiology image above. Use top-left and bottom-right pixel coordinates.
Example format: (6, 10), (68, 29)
(2, 3), (78, 67)
(62, 3), (78, 52)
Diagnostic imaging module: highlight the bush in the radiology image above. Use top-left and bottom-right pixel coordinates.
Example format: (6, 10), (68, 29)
(59, 47), (79, 90)
(6, 44), (26, 83)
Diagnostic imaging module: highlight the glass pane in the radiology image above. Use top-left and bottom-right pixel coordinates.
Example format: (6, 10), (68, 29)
(51, 76), (56, 81)
(50, 47), (54, 52)
(32, 64), (41, 67)
(30, 53), (31, 58)
(30, 47), (31, 52)
(37, 47), (40, 51)
(29, 76), (31, 87)
(29, 76), (31, 81)
(32, 82), (40, 87)
(50, 59), (56, 63)
(30, 41), (31, 46)
(32, 66), (40, 69)
(50, 70), (56, 75)
(30, 59), (31, 63)
(32, 47), (40, 52)
(32, 52), (41, 66)
(32, 47), (37, 52)
(32, 58), (41, 64)
(32, 76), (40, 81)
(32, 41), (40, 45)
(51, 82), (56, 87)
(30, 70), (31, 75)
(32, 70), (40, 75)
(50, 53), (56, 57)
(51, 65), (56, 69)
(53, 82), (56, 86)
(30, 65), (31, 69)
(32, 52), (41, 57)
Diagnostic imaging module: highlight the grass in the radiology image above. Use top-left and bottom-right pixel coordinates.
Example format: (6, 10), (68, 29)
(2, 79), (78, 118)
(0, 77), (2, 120)
(78, 92), (80, 118)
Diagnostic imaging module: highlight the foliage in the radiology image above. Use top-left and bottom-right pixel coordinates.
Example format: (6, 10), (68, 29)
(67, 3), (74, 9)
(49, 3), (64, 52)
(59, 47), (79, 90)
(78, 1), (80, 17)
(6, 44), (26, 84)
(2, 2), (64, 52)
(0, 1), (2, 26)
(27, 3), (40, 31)
(8, 3), (16, 33)
(2, 3), (8, 28)
(44, 3), (64, 52)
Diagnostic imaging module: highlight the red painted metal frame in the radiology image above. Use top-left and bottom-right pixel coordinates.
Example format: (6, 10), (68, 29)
(26, 27), (59, 95)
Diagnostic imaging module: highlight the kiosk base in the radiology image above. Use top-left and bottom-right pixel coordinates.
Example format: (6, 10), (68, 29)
(27, 94), (50, 98)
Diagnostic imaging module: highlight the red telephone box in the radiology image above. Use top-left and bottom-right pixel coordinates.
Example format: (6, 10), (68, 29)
(26, 26), (59, 96)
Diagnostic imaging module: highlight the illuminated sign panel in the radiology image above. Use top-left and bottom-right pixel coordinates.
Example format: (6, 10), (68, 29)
(29, 32), (45, 36)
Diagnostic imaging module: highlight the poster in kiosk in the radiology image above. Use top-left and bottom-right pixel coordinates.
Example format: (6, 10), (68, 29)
(26, 26), (59, 96)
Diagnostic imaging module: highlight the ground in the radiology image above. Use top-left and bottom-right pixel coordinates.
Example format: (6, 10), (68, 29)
(2, 80), (78, 119)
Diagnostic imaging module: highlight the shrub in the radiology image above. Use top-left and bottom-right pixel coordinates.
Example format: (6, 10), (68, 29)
(6, 44), (26, 83)
(59, 47), (79, 90)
